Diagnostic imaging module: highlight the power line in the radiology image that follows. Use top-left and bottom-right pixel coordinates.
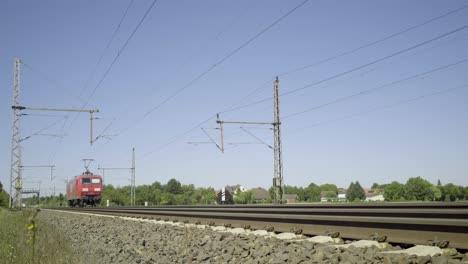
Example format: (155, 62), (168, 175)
(48, 0), (158, 161)
(283, 58), (468, 119)
(20, 60), (86, 104)
(277, 4), (468, 77)
(105, 0), (310, 140)
(140, 115), (216, 159)
(220, 5), (468, 113)
(288, 84), (468, 134)
(20, 117), (67, 142)
(81, 0), (159, 110)
(142, 0), (309, 116)
(223, 23), (468, 113)
(110, 5), (467, 160)
(76, 0), (135, 101)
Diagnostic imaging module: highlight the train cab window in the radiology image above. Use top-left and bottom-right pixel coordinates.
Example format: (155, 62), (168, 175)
(82, 178), (91, 184)
(91, 178), (100, 184)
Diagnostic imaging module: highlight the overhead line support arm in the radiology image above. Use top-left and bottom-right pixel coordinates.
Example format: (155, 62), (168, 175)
(12, 105), (99, 145)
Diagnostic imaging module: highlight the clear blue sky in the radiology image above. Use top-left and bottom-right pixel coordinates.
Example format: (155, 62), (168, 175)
(1, 0), (467, 196)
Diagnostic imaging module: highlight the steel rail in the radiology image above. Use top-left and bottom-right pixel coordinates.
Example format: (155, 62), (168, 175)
(54, 203), (468, 249)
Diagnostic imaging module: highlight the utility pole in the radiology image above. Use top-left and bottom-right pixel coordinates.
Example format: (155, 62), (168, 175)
(215, 77), (284, 203)
(9, 57), (99, 209)
(97, 147), (136, 206)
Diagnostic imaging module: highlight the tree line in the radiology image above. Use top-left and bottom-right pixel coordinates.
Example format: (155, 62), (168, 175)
(102, 179), (217, 206)
(380, 177), (468, 202)
(3, 176), (468, 208)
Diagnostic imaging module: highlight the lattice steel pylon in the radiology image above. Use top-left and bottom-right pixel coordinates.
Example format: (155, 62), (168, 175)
(273, 77), (284, 203)
(9, 58), (22, 209)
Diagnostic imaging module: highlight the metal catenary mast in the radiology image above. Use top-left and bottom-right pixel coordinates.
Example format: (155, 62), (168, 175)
(9, 58), (22, 208)
(97, 147), (136, 206)
(9, 57), (99, 209)
(215, 77), (284, 203)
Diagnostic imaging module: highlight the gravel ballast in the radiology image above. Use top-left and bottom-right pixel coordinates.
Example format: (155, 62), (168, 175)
(38, 210), (468, 264)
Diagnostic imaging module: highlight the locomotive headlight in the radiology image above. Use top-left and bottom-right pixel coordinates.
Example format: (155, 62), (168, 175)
(94, 188), (101, 191)
(82, 188), (89, 192)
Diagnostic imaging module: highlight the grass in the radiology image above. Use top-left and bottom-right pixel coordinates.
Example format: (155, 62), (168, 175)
(0, 208), (80, 264)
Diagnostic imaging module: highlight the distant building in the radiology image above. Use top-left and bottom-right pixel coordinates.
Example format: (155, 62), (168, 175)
(251, 187), (270, 203)
(337, 193), (347, 202)
(366, 194), (384, 202)
(364, 188), (384, 202)
(284, 194), (298, 204)
(364, 188), (384, 197)
(225, 184), (246, 195)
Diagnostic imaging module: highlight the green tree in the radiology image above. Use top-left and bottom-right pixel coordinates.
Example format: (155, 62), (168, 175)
(383, 181), (406, 201)
(304, 183), (321, 202)
(193, 187), (216, 204)
(165, 179), (182, 195)
(430, 186), (442, 201)
(346, 181), (365, 202)
(319, 184), (338, 193)
(160, 192), (175, 205)
(234, 189), (254, 204)
(371, 182), (379, 189)
(284, 186), (305, 201)
(442, 184), (463, 201)
(405, 177), (434, 201)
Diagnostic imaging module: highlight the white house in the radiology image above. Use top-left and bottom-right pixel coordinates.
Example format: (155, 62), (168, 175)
(366, 194), (384, 202)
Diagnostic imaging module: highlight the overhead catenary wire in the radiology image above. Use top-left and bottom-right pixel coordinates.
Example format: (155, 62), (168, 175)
(139, 115), (216, 159)
(81, 0), (158, 110)
(76, 0), (135, 101)
(47, 0), (158, 162)
(220, 5), (468, 113)
(112, 4), (468, 160)
(103, 0), (310, 141)
(277, 4), (468, 77)
(20, 117), (67, 142)
(240, 127), (273, 149)
(223, 24), (468, 114)
(139, 24), (468, 159)
(288, 84), (468, 134)
(20, 61), (86, 104)
(282, 57), (468, 120)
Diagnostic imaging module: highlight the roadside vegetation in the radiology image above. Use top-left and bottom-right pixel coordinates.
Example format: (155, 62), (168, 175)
(0, 208), (79, 264)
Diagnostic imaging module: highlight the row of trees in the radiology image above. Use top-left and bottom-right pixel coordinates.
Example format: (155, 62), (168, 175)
(380, 177), (468, 202)
(6, 176), (468, 207)
(102, 179), (217, 206)
(271, 183), (339, 202)
(273, 177), (468, 203)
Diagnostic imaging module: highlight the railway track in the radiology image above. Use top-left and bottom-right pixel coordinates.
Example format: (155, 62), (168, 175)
(56, 202), (468, 250)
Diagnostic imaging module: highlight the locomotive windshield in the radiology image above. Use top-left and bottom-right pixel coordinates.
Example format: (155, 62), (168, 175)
(91, 178), (100, 184)
(82, 178), (100, 184)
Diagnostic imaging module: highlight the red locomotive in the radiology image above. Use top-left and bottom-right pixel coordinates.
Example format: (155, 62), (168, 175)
(66, 171), (102, 207)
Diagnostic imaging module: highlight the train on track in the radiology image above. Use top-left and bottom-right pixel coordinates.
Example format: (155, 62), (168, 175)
(66, 170), (102, 207)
